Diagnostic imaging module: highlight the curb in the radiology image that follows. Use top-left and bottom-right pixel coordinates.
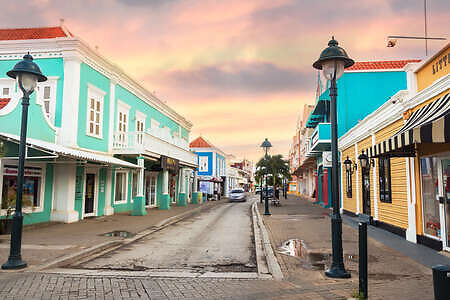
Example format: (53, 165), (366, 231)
(253, 201), (283, 281)
(28, 202), (221, 272)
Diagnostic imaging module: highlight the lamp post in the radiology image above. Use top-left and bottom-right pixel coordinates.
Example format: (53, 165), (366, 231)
(313, 37), (353, 278)
(260, 138), (272, 215)
(2, 53), (47, 270)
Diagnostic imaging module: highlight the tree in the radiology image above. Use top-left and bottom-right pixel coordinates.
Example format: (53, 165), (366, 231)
(256, 154), (291, 187)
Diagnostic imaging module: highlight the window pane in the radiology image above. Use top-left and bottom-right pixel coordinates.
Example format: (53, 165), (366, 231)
(124, 114), (127, 122)
(421, 158), (441, 238)
(95, 125), (99, 135)
(90, 110), (94, 121)
(96, 112), (100, 123)
(119, 112), (122, 121)
(43, 86), (51, 99)
(2, 87), (9, 96)
(96, 101), (100, 112)
(90, 98), (95, 109)
(115, 173), (123, 201)
(44, 101), (50, 114)
(90, 123), (94, 133)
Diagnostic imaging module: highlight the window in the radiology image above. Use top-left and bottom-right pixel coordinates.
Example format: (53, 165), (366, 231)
(36, 81), (57, 124)
(114, 171), (128, 203)
(151, 119), (160, 129)
(199, 156), (208, 172)
(378, 156), (392, 203)
(116, 101), (130, 147)
(346, 167), (352, 198)
(131, 171), (138, 200)
(0, 80), (14, 111)
(1, 165), (42, 210)
(86, 87), (104, 139)
(135, 111), (146, 145)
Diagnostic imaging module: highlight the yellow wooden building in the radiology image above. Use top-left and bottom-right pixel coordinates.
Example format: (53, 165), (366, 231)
(339, 44), (450, 251)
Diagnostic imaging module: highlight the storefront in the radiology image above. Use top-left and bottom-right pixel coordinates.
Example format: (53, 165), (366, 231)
(339, 43), (450, 251)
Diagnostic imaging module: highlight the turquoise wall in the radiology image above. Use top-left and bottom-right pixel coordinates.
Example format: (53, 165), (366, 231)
(337, 71), (407, 137)
(77, 63), (110, 152)
(97, 168), (107, 216)
(74, 165), (85, 220)
(115, 84), (188, 139)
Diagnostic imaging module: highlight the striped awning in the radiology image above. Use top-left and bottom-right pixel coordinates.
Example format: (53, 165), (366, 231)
(369, 92), (450, 157)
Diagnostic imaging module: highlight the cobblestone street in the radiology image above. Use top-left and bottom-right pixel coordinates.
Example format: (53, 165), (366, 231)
(0, 272), (354, 300)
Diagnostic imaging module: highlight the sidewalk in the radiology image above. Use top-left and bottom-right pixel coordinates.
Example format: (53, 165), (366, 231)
(0, 200), (224, 271)
(258, 195), (435, 300)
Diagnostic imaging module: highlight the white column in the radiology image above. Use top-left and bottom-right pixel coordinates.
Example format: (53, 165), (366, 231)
(406, 157), (417, 243)
(137, 157), (144, 197)
(104, 168), (114, 215)
(193, 171), (198, 192)
(51, 164), (79, 223)
(60, 55), (81, 147)
(180, 168), (186, 194)
(372, 134), (379, 220)
(355, 143), (360, 214)
(108, 80), (116, 152)
(162, 170), (169, 194)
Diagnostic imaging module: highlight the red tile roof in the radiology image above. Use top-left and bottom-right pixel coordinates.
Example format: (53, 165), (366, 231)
(0, 26), (68, 41)
(346, 60), (421, 71)
(0, 98), (11, 109)
(189, 136), (214, 148)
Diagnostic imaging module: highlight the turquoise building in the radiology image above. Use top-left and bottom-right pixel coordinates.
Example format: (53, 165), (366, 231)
(0, 25), (197, 226)
(304, 60), (418, 208)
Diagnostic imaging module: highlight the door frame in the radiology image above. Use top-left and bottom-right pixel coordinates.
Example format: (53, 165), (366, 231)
(82, 168), (99, 218)
(361, 167), (371, 216)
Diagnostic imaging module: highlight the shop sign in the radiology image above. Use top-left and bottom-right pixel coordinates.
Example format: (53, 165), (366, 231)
(432, 52), (449, 75)
(3, 165), (42, 177)
(161, 156), (179, 173)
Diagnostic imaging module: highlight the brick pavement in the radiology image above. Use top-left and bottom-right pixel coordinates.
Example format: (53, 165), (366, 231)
(258, 195), (434, 300)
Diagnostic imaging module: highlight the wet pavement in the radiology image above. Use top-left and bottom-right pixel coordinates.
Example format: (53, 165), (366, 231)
(77, 199), (256, 274)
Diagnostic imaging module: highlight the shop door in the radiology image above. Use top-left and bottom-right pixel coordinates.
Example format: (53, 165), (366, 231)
(362, 169), (371, 216)
(441, 159), (450, 251)
(84, 173), (96, 217)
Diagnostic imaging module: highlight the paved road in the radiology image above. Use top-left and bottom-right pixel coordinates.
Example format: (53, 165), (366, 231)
(79, 198), (255, 273)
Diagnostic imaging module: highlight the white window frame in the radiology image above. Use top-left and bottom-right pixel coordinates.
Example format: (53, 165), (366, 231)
(150, 119), (160, 129)
(146, 172), (158, 207)
(86, 84), (106, 139)
(135, 110), (146, 146)
(36, 77), (58, 125)
(0, 160), (46, 215)
(116, 100), (130, 145)
(114, 170), (128, 204)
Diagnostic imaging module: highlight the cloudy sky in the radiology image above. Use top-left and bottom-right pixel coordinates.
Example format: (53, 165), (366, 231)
(3, 0), (449, 161)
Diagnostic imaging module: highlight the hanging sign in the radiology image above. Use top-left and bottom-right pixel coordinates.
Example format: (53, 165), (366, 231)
(161, 156), (179, 173)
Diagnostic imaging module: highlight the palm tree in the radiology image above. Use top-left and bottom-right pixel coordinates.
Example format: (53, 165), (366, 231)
(256, 154), (291, 188)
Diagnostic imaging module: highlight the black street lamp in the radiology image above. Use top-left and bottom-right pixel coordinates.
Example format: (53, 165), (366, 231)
(2, 53), (47, 270)
(313, 37), (354, 279)
(260, 138), (272, 215)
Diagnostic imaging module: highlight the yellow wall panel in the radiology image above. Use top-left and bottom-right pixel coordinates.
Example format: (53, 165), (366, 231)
(416, 45), (450, 92)
(341, 146), (356, 213)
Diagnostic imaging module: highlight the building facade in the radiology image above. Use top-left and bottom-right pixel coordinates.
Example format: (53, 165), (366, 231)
(339, 44), (450, 251)
(189, 136), (226, 200)
(305, 60), (418, 208)
(0, 26), (197, 226)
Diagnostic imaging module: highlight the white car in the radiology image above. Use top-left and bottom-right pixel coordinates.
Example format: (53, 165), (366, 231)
(229, 189), (246, 202)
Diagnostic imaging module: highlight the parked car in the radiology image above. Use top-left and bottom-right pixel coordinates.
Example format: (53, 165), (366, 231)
(255, 187), (261, 194)
(229, 189), (247, 202)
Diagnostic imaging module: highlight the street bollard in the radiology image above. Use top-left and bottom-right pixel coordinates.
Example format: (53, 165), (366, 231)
(358, 219), (368, 299)
(432, 265), (450, 300)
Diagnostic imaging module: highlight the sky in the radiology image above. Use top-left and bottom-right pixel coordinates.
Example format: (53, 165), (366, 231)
(2, 0), (449, 162)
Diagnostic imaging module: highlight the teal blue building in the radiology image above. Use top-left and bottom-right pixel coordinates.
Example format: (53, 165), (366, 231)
(0, 26), (197, 226)
(304, 60), (416, 208)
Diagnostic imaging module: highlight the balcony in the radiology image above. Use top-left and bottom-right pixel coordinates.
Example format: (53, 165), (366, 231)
(112, 129), (196, 166)
(307, 123), (330, 156)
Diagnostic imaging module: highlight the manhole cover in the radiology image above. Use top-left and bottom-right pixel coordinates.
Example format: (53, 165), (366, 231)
(101, 231), (135, 238)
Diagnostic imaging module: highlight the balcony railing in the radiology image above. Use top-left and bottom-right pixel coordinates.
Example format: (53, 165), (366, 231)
(112, 130), (196, 165)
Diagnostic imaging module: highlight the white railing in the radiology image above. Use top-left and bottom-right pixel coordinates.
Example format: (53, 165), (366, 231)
(112, 130), (196, 165)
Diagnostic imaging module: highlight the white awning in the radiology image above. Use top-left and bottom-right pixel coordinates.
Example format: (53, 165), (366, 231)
(0, 132), (140, 168)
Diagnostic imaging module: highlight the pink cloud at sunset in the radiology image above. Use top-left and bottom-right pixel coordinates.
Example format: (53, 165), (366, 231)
(1, 0), (449, 162)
